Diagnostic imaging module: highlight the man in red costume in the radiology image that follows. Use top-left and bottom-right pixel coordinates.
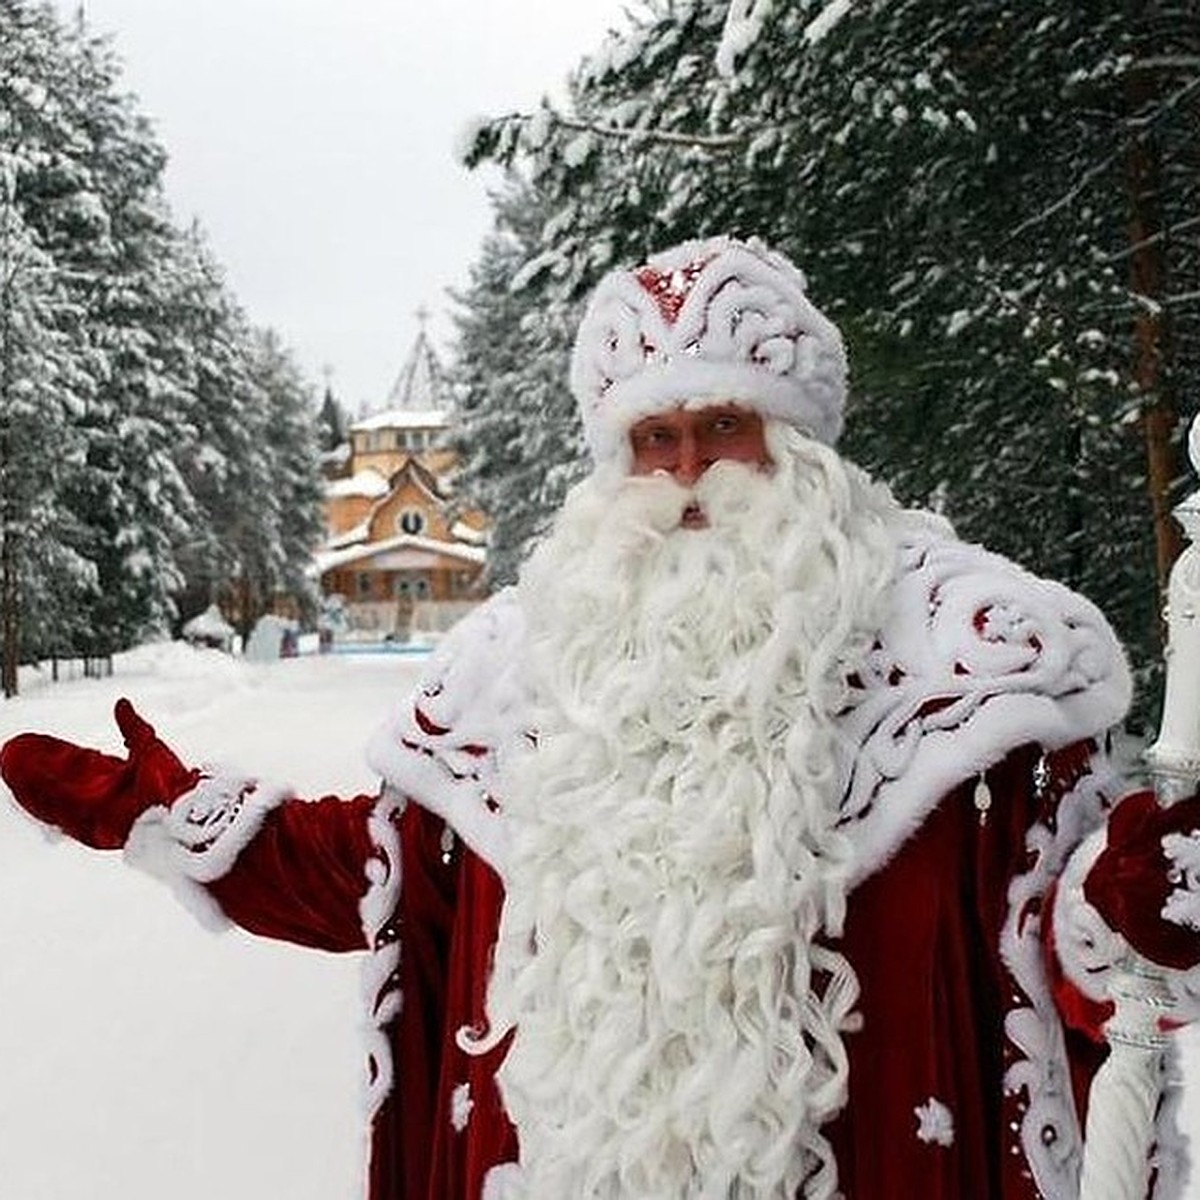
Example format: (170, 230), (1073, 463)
(5, 237), (1200, 1199)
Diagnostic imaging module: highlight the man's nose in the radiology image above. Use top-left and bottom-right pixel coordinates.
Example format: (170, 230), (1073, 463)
(671, 434), (708, 486)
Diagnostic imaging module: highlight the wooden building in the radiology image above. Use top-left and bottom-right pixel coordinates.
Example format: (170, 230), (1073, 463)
(315, 328), (488, 640)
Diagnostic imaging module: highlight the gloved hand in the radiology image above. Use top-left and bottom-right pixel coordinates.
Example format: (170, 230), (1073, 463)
(0, 699), (200, 849)
(1084, 790), (1200, 971)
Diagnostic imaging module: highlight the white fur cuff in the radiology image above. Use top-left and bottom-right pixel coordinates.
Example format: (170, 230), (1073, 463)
(1162, 830), (1200, 931)
(1054, 826), (1200, 1024)
(124, 771), (289, 930)
(1051, 827), (1129, 1005)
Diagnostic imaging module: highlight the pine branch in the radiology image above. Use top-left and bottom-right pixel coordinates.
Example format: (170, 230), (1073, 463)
(1161, 289), (1200, 308)
(1007, 74), (1200, 241)
(553, 114), (744, 149)
(1098, 214), (1200, 264)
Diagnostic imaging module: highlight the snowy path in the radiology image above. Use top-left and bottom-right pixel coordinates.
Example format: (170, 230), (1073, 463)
(0, 645), (1197, 1198)
(0, 648), (416, 1200)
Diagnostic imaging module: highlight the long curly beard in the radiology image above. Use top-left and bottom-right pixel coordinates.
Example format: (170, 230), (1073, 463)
(477, 427), (903, 1199)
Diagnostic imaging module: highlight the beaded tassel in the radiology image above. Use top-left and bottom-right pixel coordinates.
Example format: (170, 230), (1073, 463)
(973, 773), (992, 827)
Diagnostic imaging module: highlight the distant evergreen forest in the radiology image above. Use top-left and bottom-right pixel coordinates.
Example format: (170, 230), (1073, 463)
(0, 0), (324, 694)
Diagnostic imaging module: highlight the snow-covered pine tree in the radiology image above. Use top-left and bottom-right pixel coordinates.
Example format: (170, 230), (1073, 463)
(460, 0), (1200, 725)
(0, 159), (90, 695)
(317, 381), (348, 454)
(1, 1), (326, 674)
(447, 182), (585, 585)
(170, 244), (323, 640)
(59, 21), (203, 652)
(0, 1), (104, 692)
(246, 327), (323, 631)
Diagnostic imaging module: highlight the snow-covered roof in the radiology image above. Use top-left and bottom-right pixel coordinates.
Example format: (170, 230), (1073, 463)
(450, 520), (488, 547)
(325, 468), (390, 499)
(350, 408), (450, 432)
(182, 603), (235, 640)
(321, 441), (351, 468)
(322, 520), (371, 550)
(313, 532), (486, 575)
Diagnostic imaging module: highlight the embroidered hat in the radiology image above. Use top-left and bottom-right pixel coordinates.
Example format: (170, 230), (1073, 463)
(569, 236), (847, 469)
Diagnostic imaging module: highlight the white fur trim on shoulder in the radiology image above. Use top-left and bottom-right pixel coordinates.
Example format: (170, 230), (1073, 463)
(124, 771), (289, 930)
(838, 530), (1132, 883)
(366, 590), (530, 879)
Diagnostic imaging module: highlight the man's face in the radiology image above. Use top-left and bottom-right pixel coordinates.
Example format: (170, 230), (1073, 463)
(628, 403), (772, 484)
(627, 404), (771, 528)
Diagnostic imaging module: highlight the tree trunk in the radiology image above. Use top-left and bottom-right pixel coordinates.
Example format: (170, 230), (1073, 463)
(0, 223), (17, 699)
(1, 527), (17, 698)
(1124, 37), (1182, 641)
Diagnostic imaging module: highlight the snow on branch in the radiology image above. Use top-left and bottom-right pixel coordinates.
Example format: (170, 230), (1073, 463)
(1160, 290), (1200, 310)
(716, 0), (775, 78)
(1007, 74), (1200, 241)
(1097, 215), (1200, 265)
(716, 0), (857, 76)
(549, 114), (744, 151)
(458, 109), (744, 170)
(804, 0), (856, 46)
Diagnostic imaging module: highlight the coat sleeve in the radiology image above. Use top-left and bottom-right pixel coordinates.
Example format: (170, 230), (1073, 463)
(1048, 780), (1200, 1038)
(203, 791), (378, 952)
(121, 767), (378, 952)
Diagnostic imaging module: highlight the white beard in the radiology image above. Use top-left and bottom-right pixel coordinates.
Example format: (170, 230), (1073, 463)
(477, 427), (904, 1199)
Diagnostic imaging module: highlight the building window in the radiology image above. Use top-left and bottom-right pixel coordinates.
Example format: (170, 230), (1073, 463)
(393, 573), (430, 599)
(356, 572), (372, 598)
(397, 508), (425, 536)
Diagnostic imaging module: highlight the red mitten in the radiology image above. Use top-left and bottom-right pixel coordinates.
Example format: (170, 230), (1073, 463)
(0, 699), (200, 850)
(1083, 790), (1200, 971)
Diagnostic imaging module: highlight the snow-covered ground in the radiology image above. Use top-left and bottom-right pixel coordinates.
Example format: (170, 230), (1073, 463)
(0, 645), (419, 1200)
(0, 643), (1197, 1198)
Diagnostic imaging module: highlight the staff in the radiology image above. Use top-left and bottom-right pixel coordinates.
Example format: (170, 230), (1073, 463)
(1079, 414), (1200, 1199)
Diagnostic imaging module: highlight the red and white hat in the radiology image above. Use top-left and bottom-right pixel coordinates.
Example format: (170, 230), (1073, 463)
(570, 236), (847, 469)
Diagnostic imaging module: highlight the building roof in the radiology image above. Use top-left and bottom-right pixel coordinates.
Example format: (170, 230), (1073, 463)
(325, 468), (390, 499)
(313, 532), (486, 575)
(385, 326), (446, 412)
(182, 603), (235, 640)
(350, 408), (450, 433)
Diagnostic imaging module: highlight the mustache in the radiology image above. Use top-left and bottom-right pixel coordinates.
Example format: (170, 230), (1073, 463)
(615, 461), (771, 534)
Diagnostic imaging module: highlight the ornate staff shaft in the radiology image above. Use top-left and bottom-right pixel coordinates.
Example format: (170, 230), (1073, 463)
(1079, 415), (1200, 1200)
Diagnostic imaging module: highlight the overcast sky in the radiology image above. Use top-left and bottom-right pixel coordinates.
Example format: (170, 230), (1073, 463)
(54, 0), (633, 413)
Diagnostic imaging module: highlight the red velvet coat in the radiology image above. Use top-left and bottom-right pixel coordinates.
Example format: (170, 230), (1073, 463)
(192, 738), (1152, 1200)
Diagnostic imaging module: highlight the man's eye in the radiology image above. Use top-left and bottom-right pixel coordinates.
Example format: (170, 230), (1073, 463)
(711, 416), (741, 434)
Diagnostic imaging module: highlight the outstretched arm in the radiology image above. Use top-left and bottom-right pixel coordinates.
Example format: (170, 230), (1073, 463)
(1, 700), (378, 952)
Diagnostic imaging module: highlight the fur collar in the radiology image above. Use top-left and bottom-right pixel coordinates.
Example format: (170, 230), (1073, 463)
(835, 528), (1130, 881)
(367, 527), (1131, 885)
